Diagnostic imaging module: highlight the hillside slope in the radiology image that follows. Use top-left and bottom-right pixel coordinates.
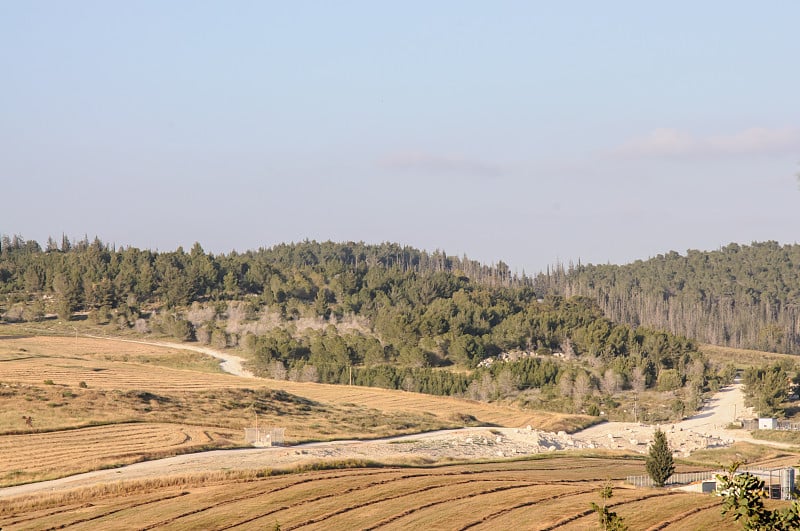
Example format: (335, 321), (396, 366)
(537, 241), (800, 354)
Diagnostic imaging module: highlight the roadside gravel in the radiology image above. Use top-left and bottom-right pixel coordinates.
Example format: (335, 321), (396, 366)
(1, 376), (785, 500)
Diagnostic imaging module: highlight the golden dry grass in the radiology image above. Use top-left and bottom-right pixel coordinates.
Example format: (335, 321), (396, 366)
(700, 343), (797, 368)
(685, 441), (800, 469)
(0, 457), (741, 531)
(0, 423), (239, 486)
(0, 335), (592, 431)
(0, 328), (785, 529)
(0, 333), (595, 486)
(271, 380), (594, 433)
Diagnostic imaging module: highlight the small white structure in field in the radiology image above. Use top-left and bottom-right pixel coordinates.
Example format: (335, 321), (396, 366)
(245, 427), (286, 447)
(758, 418), (778, 430)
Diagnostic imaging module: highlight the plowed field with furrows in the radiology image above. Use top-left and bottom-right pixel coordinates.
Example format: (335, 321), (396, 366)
(0, 458), (737, 531)
(0, 423), (236, 486)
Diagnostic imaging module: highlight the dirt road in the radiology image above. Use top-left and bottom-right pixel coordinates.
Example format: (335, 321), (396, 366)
(86, 336), (255, 377)
(0, 377), (781, 500)
(571, 378), (765, 456)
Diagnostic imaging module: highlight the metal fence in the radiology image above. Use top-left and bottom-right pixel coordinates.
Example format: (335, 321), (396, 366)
(626, 471), (718, 487)
(742, 419), (800, 431)
(626, 467), (796, 500)
(244, 427), (286, 446)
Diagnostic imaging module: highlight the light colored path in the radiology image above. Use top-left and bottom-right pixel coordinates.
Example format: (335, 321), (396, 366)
(0, 427), (506, 499)
(0, 377), (787, 500)
(678, 377), (753, 435)
(86, 335), (254, 377)
(2, 339), (793, 500)
(576, 379), (750, 439)
(571, 378), (797, 454)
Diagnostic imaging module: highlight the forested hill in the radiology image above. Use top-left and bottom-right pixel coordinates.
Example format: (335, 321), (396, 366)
(535, 241), (800, 354)
(0, 235), (712, 412)
(0, 235), (529, 307)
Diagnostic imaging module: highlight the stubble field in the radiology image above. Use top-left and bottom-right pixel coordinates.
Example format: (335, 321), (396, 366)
(0, 333), (591, 486)
(0, 330), (789, 530)
(0, 457), (739, 531)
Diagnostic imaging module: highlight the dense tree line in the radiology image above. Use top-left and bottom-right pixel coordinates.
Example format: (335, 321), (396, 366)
(742, 362), (795, 417)
(0, 235), (528, 306)
(239, 295), (707, 397)
(0, 235), (713, 413)
(536, 242), (800, 354)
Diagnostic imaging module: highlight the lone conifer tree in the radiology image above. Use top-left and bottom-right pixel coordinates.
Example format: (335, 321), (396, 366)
(646, 428), (674, 487)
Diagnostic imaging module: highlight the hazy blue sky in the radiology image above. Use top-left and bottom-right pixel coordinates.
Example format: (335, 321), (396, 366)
(2, 1), (799, 273)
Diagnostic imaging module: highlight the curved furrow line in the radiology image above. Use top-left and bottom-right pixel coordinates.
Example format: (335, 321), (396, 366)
(217, 476), (526, 531)
(0, 503), (94, 527)
(1, 428), (205, 468)
(458, 487), (598, 530)
(540, 491), (679, 530)
(358, 483), (537, 531)
(137, 470), (406, 531)
(5, 443), (186, 471)
(644, 501), (723, 531)
(42, 492), (190, 530)
(214, 468), (602, 531)
(13, 433), (191, 458)
(211, 474), (493, 530)
(213, 472), (601, 530)
(282, 478), (530, 530)
(141, 466), (588, 530)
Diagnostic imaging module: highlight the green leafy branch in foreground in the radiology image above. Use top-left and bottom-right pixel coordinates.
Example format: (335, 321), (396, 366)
(717, 462), (800, 530)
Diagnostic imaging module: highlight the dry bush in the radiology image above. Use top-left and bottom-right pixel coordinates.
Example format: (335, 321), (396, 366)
(601, 369), (622, 396)
(3, 303), (25, 323)
(134, 318), (150, 334)
(331, 312), (373, 335)
(195, 324), (211, 344)
(268, 360), (288, 380)
(292, 315), (328, 332)
(186, 302), (217, 328)
(224, 301), (249, 334)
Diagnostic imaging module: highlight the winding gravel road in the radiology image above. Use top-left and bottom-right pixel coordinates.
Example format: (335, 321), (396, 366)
(86, 335), (255, 377)
(3, 339), (791, 500)
(0, 371), (774, 501)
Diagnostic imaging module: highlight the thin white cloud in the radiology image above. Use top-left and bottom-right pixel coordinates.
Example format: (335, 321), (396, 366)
(614, 127), (800, 158)
(378, 151), (502, 179)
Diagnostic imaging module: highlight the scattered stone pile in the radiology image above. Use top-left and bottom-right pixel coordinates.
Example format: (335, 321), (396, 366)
(285, 424), (735, 465)
(572, 423), (731, 457)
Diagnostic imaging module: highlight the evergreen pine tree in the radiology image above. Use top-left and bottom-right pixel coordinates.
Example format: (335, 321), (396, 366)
(590, 483), (629, 530)
(646, 428), (675, 487)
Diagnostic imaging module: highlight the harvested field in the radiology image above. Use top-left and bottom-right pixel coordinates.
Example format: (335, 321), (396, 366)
(0, 332), (789, 529)
(0, 335), (594, 433)
(0, 457), (739, 530)
(0, 336), (247, 392)
(0, 422), (239, 486)
(0, 334), (596, 486)
(271, 382), (593, 433)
